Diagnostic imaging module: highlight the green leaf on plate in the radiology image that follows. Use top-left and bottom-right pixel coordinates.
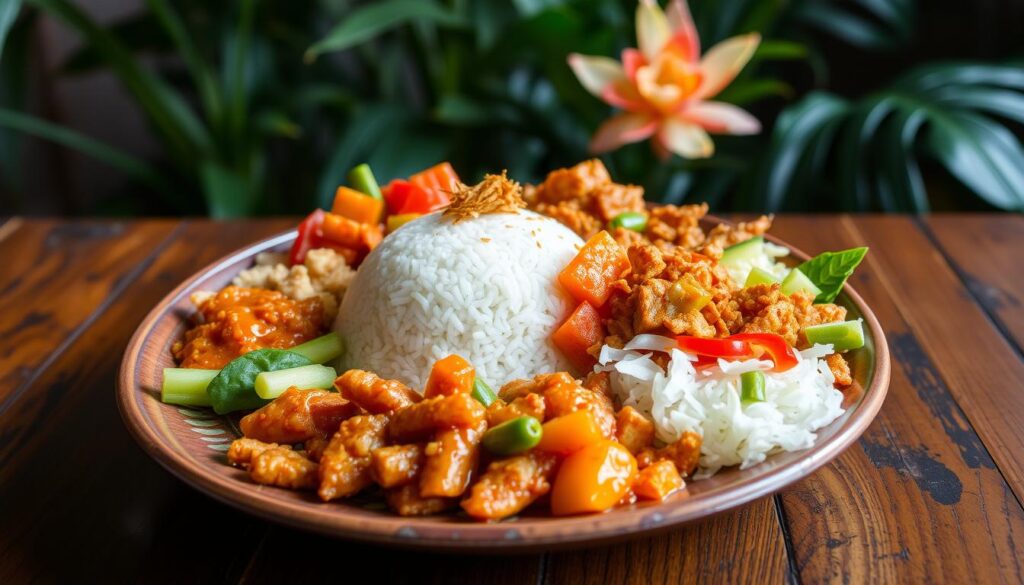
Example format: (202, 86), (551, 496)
(798, 248), (869, 303)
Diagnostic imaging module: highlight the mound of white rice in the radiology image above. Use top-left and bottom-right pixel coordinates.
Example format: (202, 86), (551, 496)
(335, 210), (583, 389)
(599, 335), (845, 477)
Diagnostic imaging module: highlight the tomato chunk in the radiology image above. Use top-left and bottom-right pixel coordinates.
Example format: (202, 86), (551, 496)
(552, 302), (604, 371)
(558, 231), (629, 307)
(550, 440), (637, 516)
(424, 354), (476, 398)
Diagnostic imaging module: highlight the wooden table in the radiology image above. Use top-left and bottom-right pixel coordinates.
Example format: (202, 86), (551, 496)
(1, 215), (1022, 584)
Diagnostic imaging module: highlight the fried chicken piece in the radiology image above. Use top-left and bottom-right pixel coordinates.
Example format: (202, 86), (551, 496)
(634, 278), (717, 337)
(239, 387), (360, 444)
(304, 437), (329, 462)
(628, 243), (667, 281)
(388, 394), (486, 443)
(461, 451), (559, 521)
(535, 201), (603, 239)
(542, 379), (616, 437)
(638, 431), (702, 477)
(592, 183), (644, 222)
(633, 460), (684, 500)
(318, 414), (389, 501)
(370, 444), (424, 488)
(533, 158), (611, 205)
(826, 354), (853, 387)
(335, 369), (421, 414)
(250, 447), (319, 490)
(644, 204), (708, 249)
(704, 215), (773, 249)
(486, 393), (546, 427)
(385, 483), (454, 516)
(498, 373), (576, 402)
(227, 438), (279, 467)
(420, 423), (485, 498)
(615, 406), (655, 454)
(582, 370), (613, 400)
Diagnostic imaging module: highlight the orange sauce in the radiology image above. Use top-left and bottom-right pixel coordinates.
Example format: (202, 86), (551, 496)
(173, 286), (326, 369)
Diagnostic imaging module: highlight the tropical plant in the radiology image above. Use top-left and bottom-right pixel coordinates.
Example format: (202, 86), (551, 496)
(0, 0), (1020, 215)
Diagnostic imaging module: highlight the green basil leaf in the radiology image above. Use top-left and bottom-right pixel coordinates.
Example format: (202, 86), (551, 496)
(207, 349), (312, 414)
(797, 247), (869, 303)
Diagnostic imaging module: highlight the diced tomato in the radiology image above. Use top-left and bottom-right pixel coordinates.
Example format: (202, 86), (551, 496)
(383, 179), (420, 214)
(289, 209), (326, 265)
(409, 162), (460, 194)
(675, 336), (753, 359)
(730, 333), (799, 372)
(558, 231), (630, 307)
(552, 302), (604, 371)
(332, 186), (384, 225)
(383, 179), (451, 215)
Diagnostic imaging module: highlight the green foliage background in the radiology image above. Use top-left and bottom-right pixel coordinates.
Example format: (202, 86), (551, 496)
(0, 0), (1022, 216)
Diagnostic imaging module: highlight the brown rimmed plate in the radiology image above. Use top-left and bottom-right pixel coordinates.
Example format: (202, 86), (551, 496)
(117, 217), (890, 552)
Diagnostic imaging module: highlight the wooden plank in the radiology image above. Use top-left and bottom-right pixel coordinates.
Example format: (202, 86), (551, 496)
(847, 216), (1024, 500)
(922, 214), (1024, 353)
(0, 219), (179, 409)
(239, 526), (541, 585)
(545, 497), (790, 585)
(768, 215), (1024, 584)
(0, 220), (292, 583)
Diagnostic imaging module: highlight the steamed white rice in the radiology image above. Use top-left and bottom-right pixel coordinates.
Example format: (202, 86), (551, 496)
(599, 335), (845, 477)
(335, 209), (582, 389)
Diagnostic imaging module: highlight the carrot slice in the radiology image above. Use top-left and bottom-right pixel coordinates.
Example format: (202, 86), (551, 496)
(550, 440), (637, 516)
(321, 212), (363, 247)
(558, 231), (629, 306)
(551, 302), (604, 371)
(536, 410), (605, 455)
(332, 186), (384, 225)
(410, 162), (460, 194)
(424, 354), (476, 398)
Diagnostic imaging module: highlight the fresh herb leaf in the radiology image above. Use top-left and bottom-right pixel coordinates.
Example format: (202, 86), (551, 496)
(207, 349), (312, 414)
(797, 247), (868, 303)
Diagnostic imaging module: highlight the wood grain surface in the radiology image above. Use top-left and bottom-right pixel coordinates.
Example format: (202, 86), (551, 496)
(0, 215), (1021, 584)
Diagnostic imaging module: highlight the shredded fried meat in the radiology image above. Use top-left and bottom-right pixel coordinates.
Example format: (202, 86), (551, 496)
(444, 171), (525, 221)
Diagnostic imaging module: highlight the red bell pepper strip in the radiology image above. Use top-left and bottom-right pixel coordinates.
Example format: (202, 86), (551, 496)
(675, 336), (753, 359)
(730, 333), (799, 372)
(289, 209), (325, 265)
(383, 179), (451, 215)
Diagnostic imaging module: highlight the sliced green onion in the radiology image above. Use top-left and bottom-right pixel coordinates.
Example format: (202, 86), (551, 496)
(289, 333), (344, 364)
(745, 267), (781, 287)
(608, 211), (648, 232)
(804, 320), (865, 351)
(780, 268), (823, 297)
(162, 368), (218, 407)
(481, 416), (542, 456)
(740, 370), (766, 404)
(254, 364), (338, 399)
(471, 377), (497, 407)
(347, 163), (382, 200)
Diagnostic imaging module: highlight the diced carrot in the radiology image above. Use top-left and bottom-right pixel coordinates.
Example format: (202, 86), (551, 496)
(552, 302), (604, 371)
(558, 231), (630, 306)
(632, 460), (684, 500)
(321, 212), (363, 247)
(410, 162), (460, 194)
(424, 355), (475, 398)
(550, 440), (637, 516)
(361, 222), (383, 250)
(536, 410), (605, 455)
(332, 186), (384, 225)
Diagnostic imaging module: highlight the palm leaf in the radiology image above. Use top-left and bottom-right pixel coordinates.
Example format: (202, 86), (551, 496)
(0, 0), (21, 61)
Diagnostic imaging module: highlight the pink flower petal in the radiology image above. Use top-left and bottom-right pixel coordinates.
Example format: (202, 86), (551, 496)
(657, 118), (714, 159)
(590, 112), (659, 153)
(692, 33), (761, 101)
(636, 0), (671, 60)
(621, 48), (646, 83)
(601, 81), (649, 112)
(681, 101), (761, 135)
(568, 53), (626, 99)
(666, 0), (700, 62)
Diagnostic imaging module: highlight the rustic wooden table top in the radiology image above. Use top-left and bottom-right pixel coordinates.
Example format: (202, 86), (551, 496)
(0, 214), (1022, 584)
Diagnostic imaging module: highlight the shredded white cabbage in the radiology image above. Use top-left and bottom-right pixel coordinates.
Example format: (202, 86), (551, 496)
(724, 241), (791, 286)
(598, 335), (845, 477)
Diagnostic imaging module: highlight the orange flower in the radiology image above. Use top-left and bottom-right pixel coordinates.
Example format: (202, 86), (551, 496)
(568, 0), (761, 159)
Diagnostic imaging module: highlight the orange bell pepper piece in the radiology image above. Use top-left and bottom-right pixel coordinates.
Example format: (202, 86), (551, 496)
(424, 354), (476, 398)
(550, 440), (637, 516)
(536, 410), (605, 455)
(332, 186), (384, 225)
(322, 212), (383, 251)
(558, 231), (629, 307)
(632, 460), (684, 500)
(409, 162), (460, 193)
(551, 302), (604, 371)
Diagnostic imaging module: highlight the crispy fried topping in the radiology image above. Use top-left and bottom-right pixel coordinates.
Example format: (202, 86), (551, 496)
(444, 171), (526, 221)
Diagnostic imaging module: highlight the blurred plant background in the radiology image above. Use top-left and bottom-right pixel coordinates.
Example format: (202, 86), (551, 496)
(0, 0), (1022, 216)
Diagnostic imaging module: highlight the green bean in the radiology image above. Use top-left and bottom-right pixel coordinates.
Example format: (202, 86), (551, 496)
(289, 332), (344, 364)
(347, 163), (383, 200)
(161, 368), (218, 407)
(740, 370), (766, 404)
(471, 377), (497, 407)
(608, 211), (648, 232)
(481, 416), (542, 456)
